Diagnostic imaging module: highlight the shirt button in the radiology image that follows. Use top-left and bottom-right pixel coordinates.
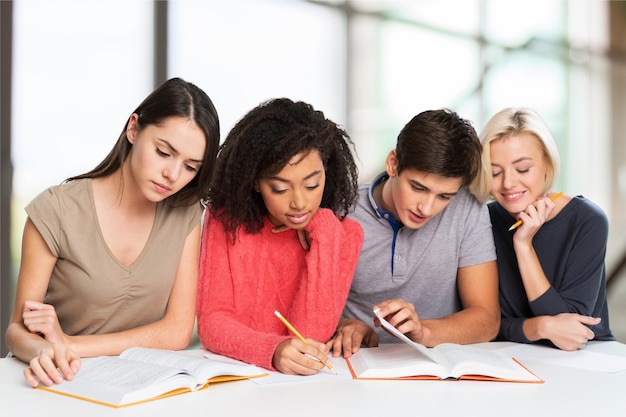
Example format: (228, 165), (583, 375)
(395, 255), (401, 260)
(384, 213), (390, 219)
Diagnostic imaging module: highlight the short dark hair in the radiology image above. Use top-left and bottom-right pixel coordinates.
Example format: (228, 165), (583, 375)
(395, 108), (480, 187)
(67, 77), (220, 206)
(208, 98), (359, 239)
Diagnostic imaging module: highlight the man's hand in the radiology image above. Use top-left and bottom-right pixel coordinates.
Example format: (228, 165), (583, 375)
(373, 299), (425, 344)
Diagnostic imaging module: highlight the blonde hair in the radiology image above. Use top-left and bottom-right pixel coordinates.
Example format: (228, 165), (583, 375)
(470, 107), (561, 203)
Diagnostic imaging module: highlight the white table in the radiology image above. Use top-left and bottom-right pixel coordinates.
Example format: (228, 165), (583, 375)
(3, 341), (626, 417)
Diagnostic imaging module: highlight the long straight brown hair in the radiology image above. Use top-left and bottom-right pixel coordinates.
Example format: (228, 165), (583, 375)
(67, 77), (220, 206)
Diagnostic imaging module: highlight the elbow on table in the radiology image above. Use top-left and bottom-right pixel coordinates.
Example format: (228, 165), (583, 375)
(466, 306), (501, 343)
(163, 328), (194, 350)
(487, 316), (501, 341)
(158, 318), (195, 350)
(470, 308), (501, 343)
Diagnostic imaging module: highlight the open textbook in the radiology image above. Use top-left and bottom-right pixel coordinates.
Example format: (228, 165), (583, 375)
(346, 312), (543, 383)
(36, 348), (268, 407)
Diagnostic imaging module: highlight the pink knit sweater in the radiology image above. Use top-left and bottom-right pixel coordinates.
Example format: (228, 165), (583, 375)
(197, 208), (363, 371)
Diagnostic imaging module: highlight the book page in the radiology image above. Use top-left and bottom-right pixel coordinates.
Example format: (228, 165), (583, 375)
(121, 348), (266, 386)
(435, 344), (542, 381)
(375, 311), (449, 366)
(348, 344), (449, 379)
(38, 356), (197, 406)
(370, 313), (541, 382)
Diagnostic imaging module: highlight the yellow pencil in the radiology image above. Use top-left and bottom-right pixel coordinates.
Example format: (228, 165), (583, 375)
(508, 191), (564, 231)
(273, 310), (336, 374)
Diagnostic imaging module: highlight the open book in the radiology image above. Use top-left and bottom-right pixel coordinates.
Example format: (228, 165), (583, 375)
(36, 348), (268, 407)
(346, 312), (543, 383)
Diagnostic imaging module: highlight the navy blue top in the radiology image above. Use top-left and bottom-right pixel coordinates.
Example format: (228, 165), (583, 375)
(489, 195), (615, 344)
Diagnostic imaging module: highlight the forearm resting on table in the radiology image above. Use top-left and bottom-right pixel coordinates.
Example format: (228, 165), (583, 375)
(522, 314), (599, 342)
(5, 322), (56, 363)
(67, 319), (194, 358)
(522, 316), (547, 342)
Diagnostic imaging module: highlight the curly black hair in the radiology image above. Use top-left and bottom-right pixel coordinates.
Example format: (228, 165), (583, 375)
(208, 98), (359, 241)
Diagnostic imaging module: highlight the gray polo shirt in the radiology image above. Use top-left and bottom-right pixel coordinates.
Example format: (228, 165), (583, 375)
(343, 173), (496, 343)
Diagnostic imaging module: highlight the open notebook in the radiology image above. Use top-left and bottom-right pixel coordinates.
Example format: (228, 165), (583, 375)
(36, 348), (267, 407)
(346, 312), (543, 383)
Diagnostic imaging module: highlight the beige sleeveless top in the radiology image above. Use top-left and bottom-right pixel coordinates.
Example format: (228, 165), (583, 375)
(25, 179), (202, 335)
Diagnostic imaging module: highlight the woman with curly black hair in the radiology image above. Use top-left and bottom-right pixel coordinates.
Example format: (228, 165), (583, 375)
(197, 98), (363, 375)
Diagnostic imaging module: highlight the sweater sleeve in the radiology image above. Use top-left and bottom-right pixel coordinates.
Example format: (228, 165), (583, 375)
(528, 209), (608, 317)
(197, 209), (363, 371)
(498, 318), (532, 343)
(285, 208), (364, 343)
(497, 200), (609, 344)
(196, 213), (291, 371)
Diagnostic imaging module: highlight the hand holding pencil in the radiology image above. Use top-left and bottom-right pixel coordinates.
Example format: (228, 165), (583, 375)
(274, 310), (336, 374)
(509, 191), (564, 231)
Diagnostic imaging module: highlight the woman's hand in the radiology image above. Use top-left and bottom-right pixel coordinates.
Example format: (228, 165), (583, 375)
(528, 313), (600, 351)
(513, 196), (556, 244)
(271, 225), (311, 250)
(272, 338), (329, 375)
(22, 301), (68, 345)
(24, 344), (81, 387)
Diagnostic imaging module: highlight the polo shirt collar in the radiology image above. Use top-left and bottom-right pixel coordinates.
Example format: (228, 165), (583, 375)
(369, 172), (402, 232)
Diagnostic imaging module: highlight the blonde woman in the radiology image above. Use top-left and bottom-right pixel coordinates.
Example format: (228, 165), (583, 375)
(472, 107), (614, 351)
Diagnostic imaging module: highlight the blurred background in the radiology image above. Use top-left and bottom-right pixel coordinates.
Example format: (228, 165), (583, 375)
(2, 0), (626, 356)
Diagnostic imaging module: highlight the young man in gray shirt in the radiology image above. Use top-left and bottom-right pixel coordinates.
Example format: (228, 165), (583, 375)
(331, 109), (500, 358)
